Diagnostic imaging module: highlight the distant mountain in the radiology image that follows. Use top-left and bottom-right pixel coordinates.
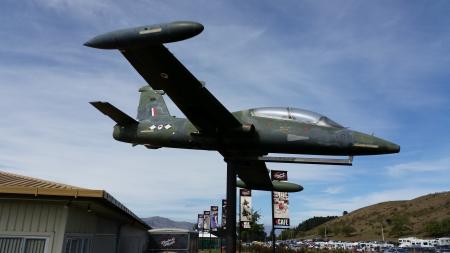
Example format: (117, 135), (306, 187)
(142, 216), (195, 231)
(300, 191), (450, 241)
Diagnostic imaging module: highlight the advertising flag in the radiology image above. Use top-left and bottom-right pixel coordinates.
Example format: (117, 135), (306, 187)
(203, 211), (210, 232)
(221, 199), (227, 229)
(240, 189), (252, 229)
(210, 206), (219, 231)
(197, 214), (204, 232)
(271, 170), (288, 181)
(271, 170), (290, 227)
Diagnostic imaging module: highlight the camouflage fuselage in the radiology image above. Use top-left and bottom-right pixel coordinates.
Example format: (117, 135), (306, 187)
(113, 109), (399, 156)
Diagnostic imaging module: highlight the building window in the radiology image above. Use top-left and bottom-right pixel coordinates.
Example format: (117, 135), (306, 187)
(63, 238), (91, 253)
(0, 237), (46, 253)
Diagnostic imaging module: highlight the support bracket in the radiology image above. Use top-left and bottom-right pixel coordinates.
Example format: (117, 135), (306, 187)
(258, 155), (353, 165)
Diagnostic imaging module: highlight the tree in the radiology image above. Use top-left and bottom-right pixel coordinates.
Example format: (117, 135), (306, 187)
(294, 216), (338, 234)
(343, 211), (349, 216)
(279, 228), (296, 240)
(425, 220), (441, 236)
(318, 226), (327, 238)
(425, 217), (450, 237)
(240, 211), (266, 242)
(389, 215), (412, 236)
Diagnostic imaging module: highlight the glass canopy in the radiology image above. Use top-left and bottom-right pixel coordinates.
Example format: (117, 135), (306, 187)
(250, 107), (343, 128)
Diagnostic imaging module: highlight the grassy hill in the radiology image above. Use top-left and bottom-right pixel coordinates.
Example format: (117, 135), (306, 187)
(299, 191), (450, 241)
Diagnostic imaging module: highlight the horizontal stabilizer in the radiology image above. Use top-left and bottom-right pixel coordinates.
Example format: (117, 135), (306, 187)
(90, 101), (137, 126)
(236, 179), (303, 192)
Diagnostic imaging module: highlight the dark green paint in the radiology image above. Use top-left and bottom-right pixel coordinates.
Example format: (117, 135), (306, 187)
(86, 21), (399, 193)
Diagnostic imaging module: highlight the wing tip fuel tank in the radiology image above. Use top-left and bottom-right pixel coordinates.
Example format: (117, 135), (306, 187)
(84, 21), (204, 49)
(236, 180), (303, 192)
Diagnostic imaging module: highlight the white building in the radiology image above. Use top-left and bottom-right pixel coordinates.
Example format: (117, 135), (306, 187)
(398, 237), (445, 248)
(0, 171), (150, 253)
(436, 237), (450, 246)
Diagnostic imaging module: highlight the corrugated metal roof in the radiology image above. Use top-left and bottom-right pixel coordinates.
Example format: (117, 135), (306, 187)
(0, 170), (150, 229)
(0, 171), (80, 189)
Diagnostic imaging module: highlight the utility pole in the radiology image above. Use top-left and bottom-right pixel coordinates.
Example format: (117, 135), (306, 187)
(225, 163), (236, 253)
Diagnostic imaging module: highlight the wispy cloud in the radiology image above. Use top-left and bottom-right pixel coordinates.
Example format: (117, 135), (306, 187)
(387, 156), (450, 177)
(323, 186), (344, 194)
(1, 0), (450, 224)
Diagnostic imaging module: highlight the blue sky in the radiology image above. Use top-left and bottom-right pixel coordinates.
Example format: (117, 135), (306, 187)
(1, 0), (449, 226)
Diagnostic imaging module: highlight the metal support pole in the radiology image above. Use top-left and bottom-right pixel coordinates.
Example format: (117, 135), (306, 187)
(201, 219), (204, 251)
(272, 190), (276, 253)
(238, 192), (241, 253)
(226, 162), (236, 253)
(209, 230), (212, 252)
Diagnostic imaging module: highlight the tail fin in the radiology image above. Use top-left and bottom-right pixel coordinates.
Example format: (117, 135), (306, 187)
(90, 101), (138, 126)
(137, 85), (171, 121)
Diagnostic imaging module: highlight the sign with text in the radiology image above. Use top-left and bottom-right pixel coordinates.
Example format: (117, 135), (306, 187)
(197, 214), (204, 232)
(210, 206), (219, 231)
(221, 199), (227, 229)
(240, 189), (252, 229)
(203, 211), (210, 232)
(271, 170), (288, 181)
(271, 170), (290, 227)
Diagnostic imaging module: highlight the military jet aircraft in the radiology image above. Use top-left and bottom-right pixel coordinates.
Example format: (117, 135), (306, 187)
(85, 21), (400, 193)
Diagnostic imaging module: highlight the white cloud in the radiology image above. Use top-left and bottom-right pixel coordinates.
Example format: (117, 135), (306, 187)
(387, 157), (450, 177)
(1, 0), (450, 224)
(323, 186), (344, 194)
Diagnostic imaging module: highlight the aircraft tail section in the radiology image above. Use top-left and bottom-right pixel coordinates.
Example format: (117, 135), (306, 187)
(90, 101), (138, 126)
(137, 85), (171, 121)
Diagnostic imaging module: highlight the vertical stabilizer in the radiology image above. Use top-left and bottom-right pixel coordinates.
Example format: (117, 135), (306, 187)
(137, 85), (170, 121)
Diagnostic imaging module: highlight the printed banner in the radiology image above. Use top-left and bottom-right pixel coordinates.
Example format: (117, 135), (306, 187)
(210, 206), (219, 231)
(273, 191), (290, 226)
(203, 211), (210, 232)
(240, 189), (252, 229)
(271, 170), (290, 227)
(197, 214), (204, 232)
(271, 170), (288, 181)
(221, 199), (227, 229)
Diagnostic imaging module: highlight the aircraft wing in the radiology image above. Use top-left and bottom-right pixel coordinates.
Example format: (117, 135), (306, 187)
(231, 158), (274, 191)
(121, 44), (242, 134)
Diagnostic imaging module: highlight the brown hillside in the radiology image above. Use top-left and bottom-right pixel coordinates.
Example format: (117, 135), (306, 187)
(300, 191), (450, 241)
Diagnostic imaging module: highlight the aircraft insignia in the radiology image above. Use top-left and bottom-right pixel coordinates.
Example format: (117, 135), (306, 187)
(287, 134), (309, 142)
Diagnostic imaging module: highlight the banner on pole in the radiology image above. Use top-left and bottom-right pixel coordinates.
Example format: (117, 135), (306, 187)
(271, 170), (288, 181)
(197, 214), (204, 232)
(240, 189), (252, 229)
(210, 206), (219, 231)
(221, 199), (227, 230)
(203, 211), (210, 232)
(271, 170), (290, 227)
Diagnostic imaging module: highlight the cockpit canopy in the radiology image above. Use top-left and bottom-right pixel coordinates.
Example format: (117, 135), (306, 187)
(250, 107), (343, 128)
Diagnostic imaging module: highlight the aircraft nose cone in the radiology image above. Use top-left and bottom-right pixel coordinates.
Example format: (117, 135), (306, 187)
(352, 131), (400, 155)
(385, 142), (400, 154)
